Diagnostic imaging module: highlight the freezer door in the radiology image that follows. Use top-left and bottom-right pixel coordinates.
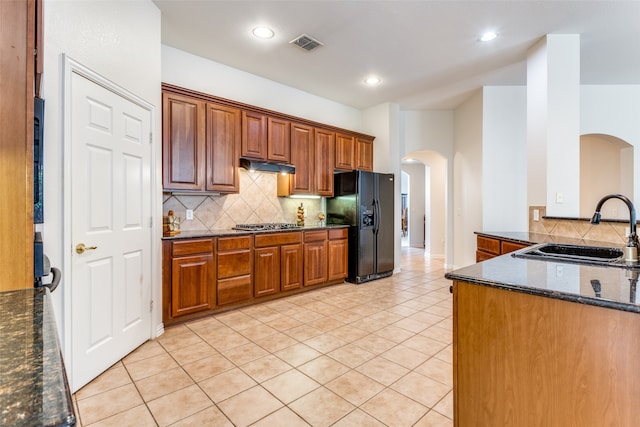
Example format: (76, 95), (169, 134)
(375, 173), (395, 274)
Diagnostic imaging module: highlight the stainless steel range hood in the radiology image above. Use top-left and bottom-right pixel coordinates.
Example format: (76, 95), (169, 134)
(240, 158), (295, 174)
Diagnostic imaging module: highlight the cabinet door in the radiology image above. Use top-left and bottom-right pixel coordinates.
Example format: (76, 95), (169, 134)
(171, 254), (215, 317)
(328, 239), (348, 281)
(267, 117), (291, 163)
(315, 128), (335, 196)
(355, 137), (373, 172)
(304, 241), (327, 286)
(206, 103), (241, 193)
(162, 92), (206, 190)
(281, 243), (303, 291)
(335, 133), (355, 171)
(290, 122), (314, 194)
(241, 110), (267, 160)
(254, 246), (280, 297)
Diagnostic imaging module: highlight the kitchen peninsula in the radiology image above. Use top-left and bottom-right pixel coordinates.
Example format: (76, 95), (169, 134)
(446, 244), (640, 426)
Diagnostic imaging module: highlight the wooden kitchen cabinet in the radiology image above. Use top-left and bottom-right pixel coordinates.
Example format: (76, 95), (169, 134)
(162, 92), (206, 191)
(281, 124), (335, 196)
(162, 90), (240, 193)
(315, 128), (335, 196)
(254, 231), (303, 296)
(241, 110), (267, 160)
(289, 122), (315, 194)
(163, 238), (215, 322)
(327, 228), (348, 281)
(206, 102), (241, 193)
(355, 137), (374, 171)
(217, 235), (253, 306)
(268, 117), (291, 163)
(476, 234), (529, 262)
(335, 133), (355, 171)
(453, 279), (640, 426)
(304, 230), (328, 286)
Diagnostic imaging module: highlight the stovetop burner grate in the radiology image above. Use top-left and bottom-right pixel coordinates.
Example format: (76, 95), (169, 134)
(233, 223), (301, 231)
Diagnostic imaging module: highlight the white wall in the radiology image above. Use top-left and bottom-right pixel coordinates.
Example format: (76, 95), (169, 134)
(581, 85), (640, 205)
(401, 110), (453, 264)
(482, 86), (528, 231)
(162, 45), (362, 132)
(402, 164), (426, 249)
(453, 90), (484, 268)
(42, 0), (162, 346)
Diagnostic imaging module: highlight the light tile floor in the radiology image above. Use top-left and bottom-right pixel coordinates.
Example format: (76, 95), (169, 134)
(73, 247), (453, 426)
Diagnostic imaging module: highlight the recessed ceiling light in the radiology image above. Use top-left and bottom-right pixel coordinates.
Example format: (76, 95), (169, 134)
(480, 31), (498, 42)
(252, 26), (274, 39)
(364, 76), (381, 86)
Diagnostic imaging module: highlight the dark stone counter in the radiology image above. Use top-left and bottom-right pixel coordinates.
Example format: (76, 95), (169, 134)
(474, 230), (617, 247)
(161, 224), (349, 240)
(446, 239), (640, 314)
(0, 287), (75, 426)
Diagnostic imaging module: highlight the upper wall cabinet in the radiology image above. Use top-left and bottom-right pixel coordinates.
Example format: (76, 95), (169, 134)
(355, 137), (374, 172)
(335, 133), (355, 171)
(162, 92), (206, 191)
(162, 83), (375, 195)
(206, 103), (241, 193)
(241, 112), (291, 163)
(162, 89), (240, 193)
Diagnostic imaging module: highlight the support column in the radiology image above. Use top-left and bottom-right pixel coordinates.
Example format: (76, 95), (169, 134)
(527, 34), (581, 217)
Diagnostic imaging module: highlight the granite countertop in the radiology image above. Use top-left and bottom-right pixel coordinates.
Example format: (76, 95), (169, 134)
(447, 233), (640, 314)
(162, 224), (349, 240)
(0, 288), (75, 426)
(474, 230), (619, 247)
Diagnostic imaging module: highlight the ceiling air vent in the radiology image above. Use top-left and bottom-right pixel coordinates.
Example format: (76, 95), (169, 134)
(289, 34), (323, 51)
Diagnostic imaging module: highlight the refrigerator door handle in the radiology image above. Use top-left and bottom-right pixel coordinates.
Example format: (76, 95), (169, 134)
(373, 198), (380, 235)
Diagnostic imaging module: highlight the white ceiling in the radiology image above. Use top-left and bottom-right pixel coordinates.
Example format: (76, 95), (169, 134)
(153, 0), (640, 110)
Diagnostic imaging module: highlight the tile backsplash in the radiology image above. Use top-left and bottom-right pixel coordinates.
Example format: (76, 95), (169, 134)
(163, 169), (324, 232)
(529, 206), (628, 245)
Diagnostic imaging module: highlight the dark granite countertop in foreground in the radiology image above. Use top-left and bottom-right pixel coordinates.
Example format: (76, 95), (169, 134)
(162, 224), (349, 240)
(0, 288), (75, 426)
(446, 241), (640, 314)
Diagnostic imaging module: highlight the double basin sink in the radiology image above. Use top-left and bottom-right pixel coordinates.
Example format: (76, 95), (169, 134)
(513, 243), (640, 269)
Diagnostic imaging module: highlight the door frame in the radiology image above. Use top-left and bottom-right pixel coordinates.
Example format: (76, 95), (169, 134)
(61, 55), (161, 387)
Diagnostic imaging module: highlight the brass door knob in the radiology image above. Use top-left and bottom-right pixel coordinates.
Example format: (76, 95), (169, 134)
(76, 243), (97, 254)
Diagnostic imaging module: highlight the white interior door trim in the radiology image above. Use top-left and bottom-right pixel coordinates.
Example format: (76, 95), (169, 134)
(61, 54), (159, 386)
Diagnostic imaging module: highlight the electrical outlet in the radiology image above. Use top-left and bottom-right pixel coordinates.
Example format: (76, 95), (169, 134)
(556, 265), (563, 277)
(186, 209), (193, 220)
(533, 209), (540, 221)
(556, 192), (564, 204)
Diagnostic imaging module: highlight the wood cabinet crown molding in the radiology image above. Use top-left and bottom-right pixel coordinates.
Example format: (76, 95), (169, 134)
(161, 83), (375, 142)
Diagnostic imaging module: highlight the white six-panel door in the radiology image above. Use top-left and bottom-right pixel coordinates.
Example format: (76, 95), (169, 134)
(68, 67), (152, 391)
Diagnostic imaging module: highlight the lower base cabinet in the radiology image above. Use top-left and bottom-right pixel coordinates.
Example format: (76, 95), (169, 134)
(163, 228), (348, 325)
(163, 238), (215, 321)
(217, 235), (253, 306)
(304, 230), (328, 286)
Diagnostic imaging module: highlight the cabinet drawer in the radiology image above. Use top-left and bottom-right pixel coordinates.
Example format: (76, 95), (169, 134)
(477, 236), (500, 255)
(304, 230), (328, 242)
(255, 232), (302, 248)
(218, 235), (252, 251)
(476, 250), (496, 262)
(328, 228), (348, 240)
(172, 238), (214, 257)
(218, 250), (251, 278)
(501, 241), (529, 254)
(217, 275), (252, 305)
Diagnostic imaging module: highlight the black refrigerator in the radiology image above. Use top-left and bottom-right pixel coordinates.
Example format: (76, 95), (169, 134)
(326, 171), (394, 283)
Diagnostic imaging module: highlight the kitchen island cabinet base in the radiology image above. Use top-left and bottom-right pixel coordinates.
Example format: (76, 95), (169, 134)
(453, 280), (640, 426)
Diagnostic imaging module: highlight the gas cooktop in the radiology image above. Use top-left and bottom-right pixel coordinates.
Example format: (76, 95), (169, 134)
(233, 223), (301, 231)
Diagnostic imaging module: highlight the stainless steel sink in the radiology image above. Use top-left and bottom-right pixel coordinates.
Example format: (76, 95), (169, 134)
(512, 243), (639, 268)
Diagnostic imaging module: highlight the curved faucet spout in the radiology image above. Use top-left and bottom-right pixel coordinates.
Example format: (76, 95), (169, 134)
(591, 194), (638, 262)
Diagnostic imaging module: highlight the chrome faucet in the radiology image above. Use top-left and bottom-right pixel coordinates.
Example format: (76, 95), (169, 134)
(590, 194), (639, 263)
